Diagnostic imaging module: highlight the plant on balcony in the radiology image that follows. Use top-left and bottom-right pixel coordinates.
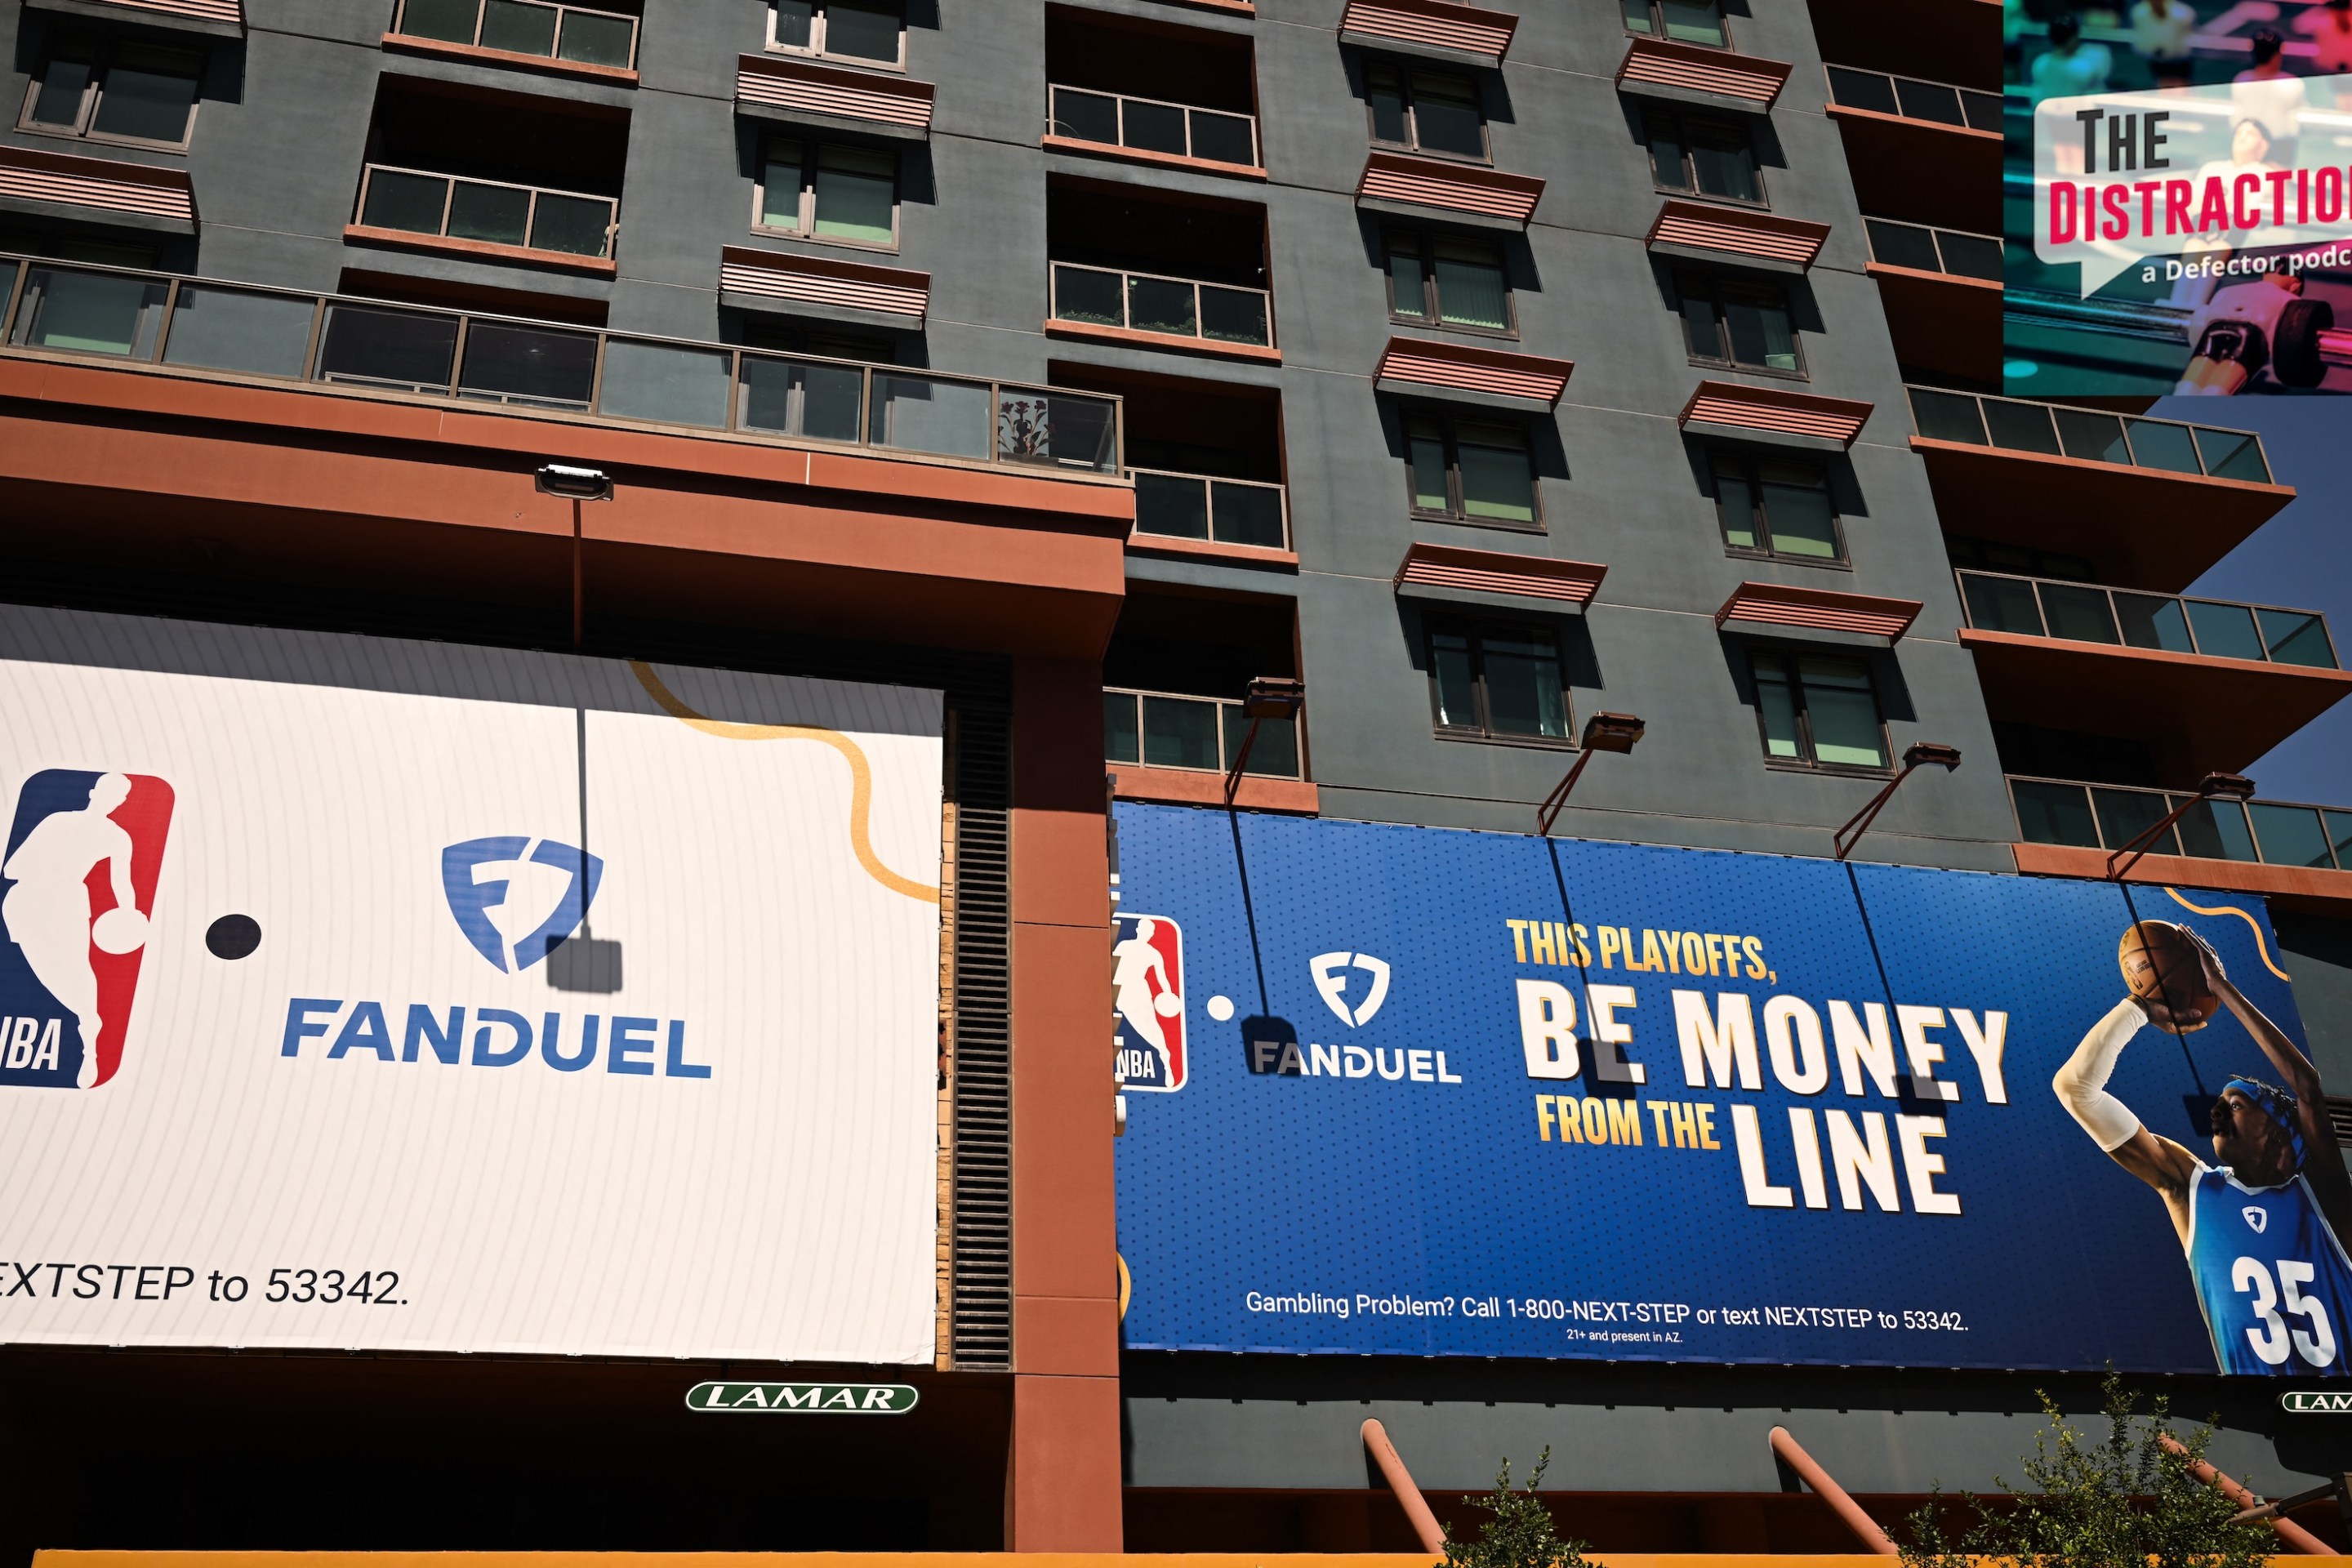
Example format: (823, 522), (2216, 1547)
(1444, 1449), (1591, 1568)
(1897, 1372), (2274, 1568)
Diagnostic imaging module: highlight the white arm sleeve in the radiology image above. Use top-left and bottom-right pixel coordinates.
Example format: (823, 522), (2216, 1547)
(2052, 997), (2146, 1152)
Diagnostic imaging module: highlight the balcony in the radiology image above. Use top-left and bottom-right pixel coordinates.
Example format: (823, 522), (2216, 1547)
(2009, 776), (2352, 905)
(0, 253), (1122, 475)
(1049, 261), (1274, 359)
(386, 0), (640, 78)
(353, 163), (617, 270)
(1863, 216), (1999, 381)
(1905, 387), (2292, 589)
(1047, 86), (1258, 175)
(1958, 571), (2352, 777)
(1822, 66), (2000, 230)
(1133, 470), (1286, 551)
(1051, 359), (1289, 564)
(1104, 686), (1300, 779)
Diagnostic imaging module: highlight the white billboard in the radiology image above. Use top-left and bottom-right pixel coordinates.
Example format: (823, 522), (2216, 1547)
(0, 604), (944, 1363)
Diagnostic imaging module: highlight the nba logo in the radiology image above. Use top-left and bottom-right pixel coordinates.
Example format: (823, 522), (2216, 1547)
(0, 770), (174, 1089)
(1113, 913), (1185, 1093)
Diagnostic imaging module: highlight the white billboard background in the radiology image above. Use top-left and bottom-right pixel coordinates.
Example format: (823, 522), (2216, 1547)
(0, 604), (943, 1363)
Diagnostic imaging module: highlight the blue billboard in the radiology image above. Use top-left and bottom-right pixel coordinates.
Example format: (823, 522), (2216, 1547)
(1111, 804), (2352, 1376)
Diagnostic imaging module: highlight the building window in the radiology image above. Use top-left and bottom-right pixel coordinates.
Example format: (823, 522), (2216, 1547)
(1407, 413), (1538, 527)
(1677, 273), (1800, 374)
(757, 138), (899, 248)
(769, 0), (903, 68)
(1713, 453), (1841, 563)
(1428, 619), (1571, 742)
(1644, 109), (1762, 205)
(1386, 230), (1511, 334)
(1365, 60), (1487, 161)
(391, 0), (640, 69)
(1622, 0), (1730, 47)
(1751, 653), (1890, 771)
(19, 36), (203, 149)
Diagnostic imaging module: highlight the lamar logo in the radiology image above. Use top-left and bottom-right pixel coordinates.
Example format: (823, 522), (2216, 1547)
(441, 836), (604, 973)
(687, 1381), (919, 1414)
(1311, 951), (1391, 1027)
(2282, 1391), (2352, 1413)
(0, 770), (173, 1089)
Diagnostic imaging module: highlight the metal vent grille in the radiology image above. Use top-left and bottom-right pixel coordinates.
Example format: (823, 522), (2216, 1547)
(946, 696), (1013, 1369)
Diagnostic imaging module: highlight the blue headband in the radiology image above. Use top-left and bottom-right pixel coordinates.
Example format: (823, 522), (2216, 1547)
(2225, 1077), (2305, 1166)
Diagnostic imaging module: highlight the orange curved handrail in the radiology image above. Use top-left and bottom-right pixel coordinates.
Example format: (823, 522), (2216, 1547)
(2158, 1431), (2330, 1553)
(1770, 1424), (1897, 1555)
(1361, 1417), (1447, 1557)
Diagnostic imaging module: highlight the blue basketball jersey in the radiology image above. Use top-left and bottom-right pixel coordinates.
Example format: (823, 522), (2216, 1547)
(2185, 1164), (2352, 1375)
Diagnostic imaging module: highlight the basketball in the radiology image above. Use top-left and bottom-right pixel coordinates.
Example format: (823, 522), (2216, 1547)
(1154, 991), (1182, 1018)
(91, 906), (148, 955)
(2119, 920), (2216, 1032)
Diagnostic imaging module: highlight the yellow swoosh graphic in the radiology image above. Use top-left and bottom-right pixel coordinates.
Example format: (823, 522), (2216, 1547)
(2165, 887), (2292, 981)
(629, 659), (940, 905)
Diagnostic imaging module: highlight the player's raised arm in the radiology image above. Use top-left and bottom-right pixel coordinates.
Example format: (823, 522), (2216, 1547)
(2053, 996), (2200, 1207)
(2203, 946), (2352, 1243)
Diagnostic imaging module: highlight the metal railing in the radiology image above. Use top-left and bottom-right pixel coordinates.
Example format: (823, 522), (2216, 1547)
(1050, 261), (1273, 349)
(1131, 467), (1288, 550)
(0, 253), (1123, 476)
(1048, 84), (1258, 168)
(1864, 216), (2002, 283)
(392, 0), (639, 69)
(1957, 570), (2337, 670)
(1824, 65), (2002, 131)
(356, 163), (618, 260)
(1104, 686), (1303, 778)
(1905, 386), (2272, 483)
(2011, 775), (2352, 872)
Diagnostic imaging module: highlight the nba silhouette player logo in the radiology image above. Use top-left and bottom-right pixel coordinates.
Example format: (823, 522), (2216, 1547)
(1112, 913), (1185, 1093)
(0, 770), (173, 1089)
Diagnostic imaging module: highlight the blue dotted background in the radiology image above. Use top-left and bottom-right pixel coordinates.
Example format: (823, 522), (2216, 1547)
(1111, 804), (2316, 1375)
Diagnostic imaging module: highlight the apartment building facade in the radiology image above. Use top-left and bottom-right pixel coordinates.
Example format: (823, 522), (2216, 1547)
(2, 0), (2351, 1557)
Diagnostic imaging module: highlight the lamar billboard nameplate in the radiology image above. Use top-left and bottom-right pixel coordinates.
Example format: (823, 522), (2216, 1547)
(686, 1381), (919, 1414)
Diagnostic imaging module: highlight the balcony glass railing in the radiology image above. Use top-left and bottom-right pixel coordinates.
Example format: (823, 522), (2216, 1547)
(1905, 386), (2272, 483)
(1864, 216), (2002, 282)
(1824, 65), (2002, 131)
(2011, 775), (2352, 871)
(393, 0), (639, 69)
(1103, 686), (1302, 778)
(0, 255), (1122, 474)
(1050, 262), (1273, 349)
(357, 163), (617, 260)
(1957, 570), (2337, 669)
(1131, 467), (1287, 550)
(1048, 84), (1258, 168)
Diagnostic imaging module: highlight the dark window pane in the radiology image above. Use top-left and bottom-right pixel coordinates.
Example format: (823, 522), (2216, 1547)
(773, 0), (813, 47)
(1713, 465), (1758, 550)
(1432, 630), (1478, 728)
(824, 0), (901, 60)
(558, 10), (635, 65)
(2260, 609), (2336, 668)
(1052, 87), (1118, 144)
(1368, 65), (1409, 144)
(1687, 127), (1757, 200)
(1482, 631), (1568, 737)
(1722, 289), (1797, 371)
(2250, 804), (2333, 869)
(597, 340), (730, 428)
(1798, 658), (1884, 768)
(478, 0), (558, 54)
(1753, 655), (1801, 759)
(2327, 811), (2352, 870)
(448, 181), (532, 247)
(1189, 110), (1254, 165)
(399, 0), (480, 41)
(2195, 425), (2269, 482)
(1408, 421), (1450, 513)
(1621, 0), (1655, 33)
(1981, 399), (2061, 454)
(1129, 276), (1197, 336)
(90, 52), (199, 143)
(1456, 424), (1534, 523)
(1825, 66), (1897, 114)
(1142, 695), (1220, 770)
(1412, 74), (1486, 158)
(2093, 788), (2176, 855)
(1646, 116), (1691, 190)
(1104, 693), (1139, 764)
(2039, 583), (2118, 644)
(2055, 408), (2127, 464)
(1961, 572), (2045, 635)
(1134, 471), (1210, 539)
(2126, 418), (2200, 473)
(1389, 243), (1428, 319)
(1681, 289), (1722, 359)
(1199, 286), (1267, 345)
(1210, 481), (1285, 548)
(1223, 707), (1299, 777)
(458, 322), (597, 408)
(795, 359), (862, 441)
(16, 269), (166, 356)
(1432, 241), (1507, 330)
(813, 145), (895, 243)
(2186, 599), (2263, 661)
(1937, 231), (2004, 280)
(362, 169), (449, 234)
(2013, 780), (2100, 848)
(2177, 799), (2258, 862)
(163, 286), (314, 376)
(868, 372), (988, 457)
(1004, 390), (1115, 471)
(738, 355), (862, 442)
(29, 56), (94, 127)
(2113, 593), (2193, 652)
(1053, 265), (1123, 326)
(1865, 219), (1940, 272)
(1122, 99), (1187, 156)
(1757, 461), (1836, 557)
(1909, 387), (1987, 444)
(1894, 78), (1964, 125)
(1659, 0), (1726, 44)
(315, 304), (457, 390)
(530, 192), (612, 256)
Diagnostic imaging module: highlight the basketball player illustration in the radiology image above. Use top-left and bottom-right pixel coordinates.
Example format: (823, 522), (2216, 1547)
(2, 773), (150, 1088)
(1112, 916), (1182, 1084)
(2054, 920), (2352, 1374)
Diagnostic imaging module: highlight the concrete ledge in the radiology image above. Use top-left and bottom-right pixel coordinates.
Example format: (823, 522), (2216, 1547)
(1109, 764), (1318, 815)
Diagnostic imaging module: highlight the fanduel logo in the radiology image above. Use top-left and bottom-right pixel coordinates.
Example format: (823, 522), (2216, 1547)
(1310, 951), (1391, 1027)
(441, 837), (604, 973)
